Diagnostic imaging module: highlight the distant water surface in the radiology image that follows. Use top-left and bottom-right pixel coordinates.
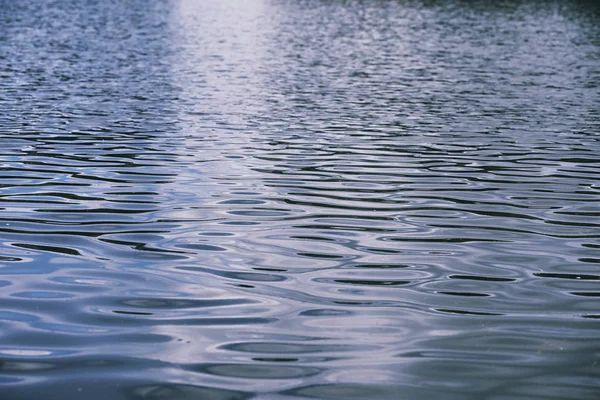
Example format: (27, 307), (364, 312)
(0, 0), (599, 399)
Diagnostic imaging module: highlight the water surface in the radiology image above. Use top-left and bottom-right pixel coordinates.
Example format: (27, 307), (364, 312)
(1, 0), (599, 399)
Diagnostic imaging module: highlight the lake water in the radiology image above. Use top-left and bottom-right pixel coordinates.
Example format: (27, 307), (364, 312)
(1, 0), (599, 399)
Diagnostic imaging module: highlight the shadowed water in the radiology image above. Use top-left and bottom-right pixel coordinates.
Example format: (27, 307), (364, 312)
(1, 0), (599, 399)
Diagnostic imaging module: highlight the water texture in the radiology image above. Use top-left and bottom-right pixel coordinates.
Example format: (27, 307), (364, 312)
(0, 0), (599, 399)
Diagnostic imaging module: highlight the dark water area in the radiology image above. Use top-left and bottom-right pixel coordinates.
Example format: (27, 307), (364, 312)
(1, 0), (599, 399)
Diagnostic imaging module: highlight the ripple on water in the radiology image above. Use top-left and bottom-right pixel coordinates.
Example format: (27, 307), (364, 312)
(1, 0), (599, 399)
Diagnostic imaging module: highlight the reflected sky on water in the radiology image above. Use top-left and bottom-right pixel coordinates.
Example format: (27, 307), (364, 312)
(0, 0), (599, 399)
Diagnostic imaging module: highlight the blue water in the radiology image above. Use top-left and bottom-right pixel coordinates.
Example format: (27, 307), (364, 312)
(1, 0), (599, 399)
